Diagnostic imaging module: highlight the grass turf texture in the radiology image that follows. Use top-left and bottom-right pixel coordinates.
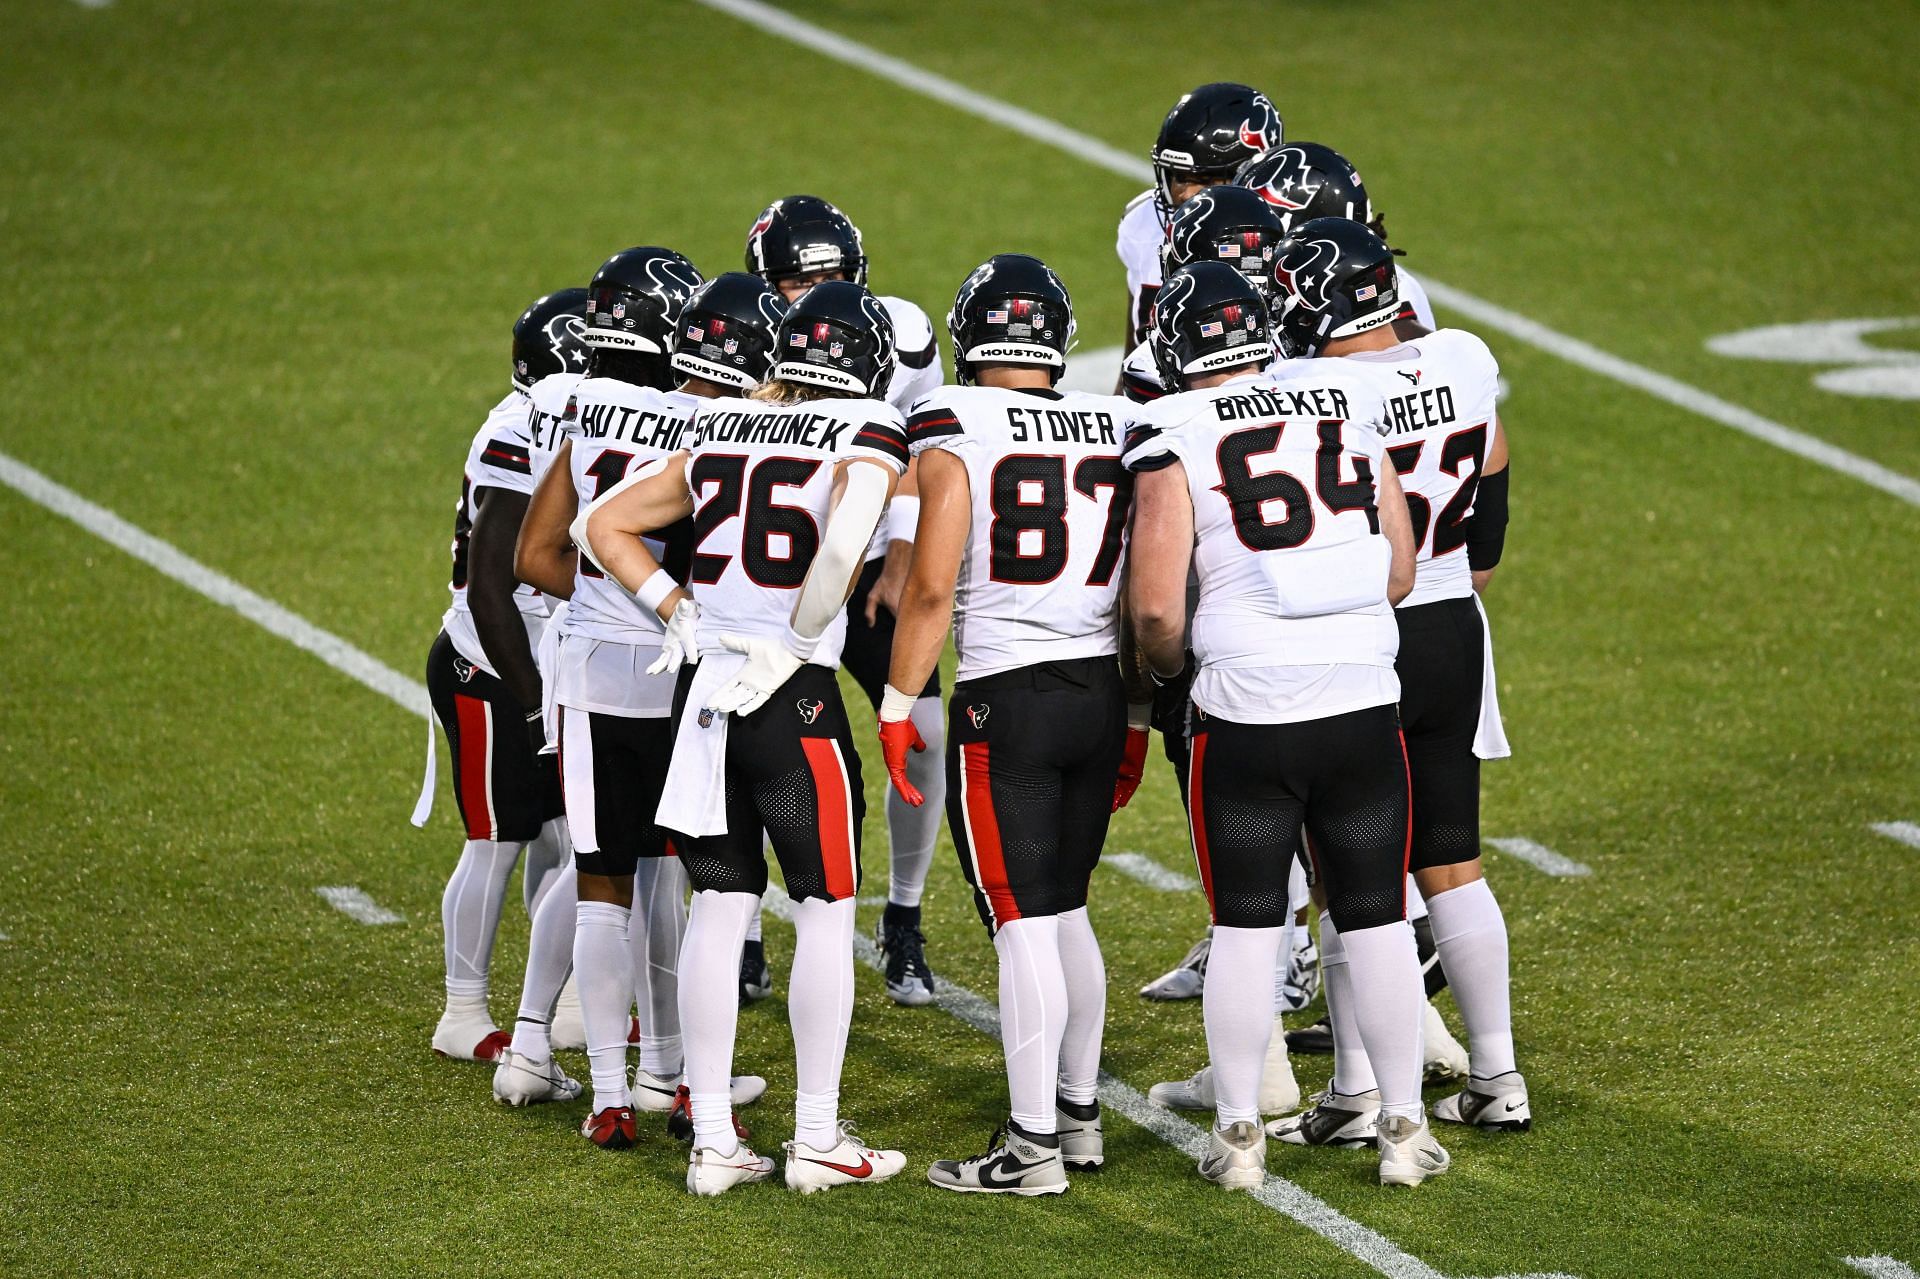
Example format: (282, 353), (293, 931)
(2, 1), (1918, 1276)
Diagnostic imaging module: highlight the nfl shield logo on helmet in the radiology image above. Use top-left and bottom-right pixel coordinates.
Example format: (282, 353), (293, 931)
(829, 341), (844, 357)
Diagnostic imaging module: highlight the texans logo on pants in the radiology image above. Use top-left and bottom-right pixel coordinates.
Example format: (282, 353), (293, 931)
(796, 698), (825, 725)
(967, 703), (991, 730)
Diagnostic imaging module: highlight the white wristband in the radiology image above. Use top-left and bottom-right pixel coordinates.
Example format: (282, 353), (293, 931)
(887, 495), (921, 544)
(878, 683), (919, 723)
(634, 569), (677, 616)
(783, 623), (821, 663)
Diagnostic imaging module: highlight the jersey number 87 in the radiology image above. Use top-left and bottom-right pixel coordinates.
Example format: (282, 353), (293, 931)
(987, 454), (1131, 586)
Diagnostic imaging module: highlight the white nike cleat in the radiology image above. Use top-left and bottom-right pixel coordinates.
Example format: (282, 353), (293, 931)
(782, 1123), (907, 1194)
(491, 1049), (583, 1107)
(1377, 1114), (1451, 1186)
(927, 1124), (1068, 1196)
(1140, 933), (1210, 1000)
(687, 1141), (776, 1196)
(1277, 937), (1320, 1013)
(1149, 1065), (1217, 1110)
(431, 1011), (510, 1063)
(1267, 1087), (1381, 1148)
(1423, 1002), (1470, 1082)
(549, 978), (585, 1051)
(1055, 1101), (1104, 1170)
(729, 1074), (767, 1107)
(1148, 1032), (1298, 1114)
(1197, 1120), (1266, 1190)
(1432, 1071), (1531, 1133)
(635, 1070), (768, 1113)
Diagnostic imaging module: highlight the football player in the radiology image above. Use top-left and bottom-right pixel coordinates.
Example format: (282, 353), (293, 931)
(878, 255), (1135, 1195)
(1126, 261), (1448, 1188)
(583, 281), (909, 1197)
(743, 194), (947, 1006)
(420, 288), (581, 1064)
(1261, 221), (1525, 1150)
(497, 264), (776, 1147)
(1116, 82), (1282, 357)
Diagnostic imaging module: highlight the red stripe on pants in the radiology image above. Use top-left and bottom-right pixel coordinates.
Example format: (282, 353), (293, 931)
(799, 738), (857, 900)
(961, 741), (1020, 926)
(1187, 732), (1215, 923)
(453, 694), (494, 840)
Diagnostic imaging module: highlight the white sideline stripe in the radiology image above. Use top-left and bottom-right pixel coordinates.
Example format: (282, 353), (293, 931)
(1484, 837), (1591, 878)
(687, 0), (1920, 512)
(760, 888), (1572, 1279)
(0, 451), (431, 719)
(1106, 851), (1199, 893)
(315, 886), (404, 926)
(1846, 1258), (1920, 1279)
(1869, 821), (1920, 851)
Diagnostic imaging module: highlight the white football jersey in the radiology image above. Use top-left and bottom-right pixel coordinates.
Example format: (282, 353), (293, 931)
(864, 295), (945, 562)
(1340, 329), (1500, 608)
(1116, 190), (1168, 347)
(683, 396), (908, 657)
(1396, 266), (1436, 332)
(905, 386), (1132, 681)
(1123, 366), (1401, 724)
(441, 388), (550, 674)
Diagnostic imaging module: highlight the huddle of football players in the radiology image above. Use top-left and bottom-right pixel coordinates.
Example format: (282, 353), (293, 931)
(416, 80), (1523, 1197)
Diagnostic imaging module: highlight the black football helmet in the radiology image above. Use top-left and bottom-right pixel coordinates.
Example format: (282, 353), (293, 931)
(1150, 261), (1275, 391)
(948, 254), (1075, 386)
(1235, 143), (1375, 230)
(511, 288), (590, 391)
(1159, 186), (1288, 304)
(745, 195), (868, 286)
(1151, 83), (1282, 217)
(1272, 218), (1400, 358)
(671, 273), (789, 390)
(582, 247), (703, 360)
(770, 280), (895, 396)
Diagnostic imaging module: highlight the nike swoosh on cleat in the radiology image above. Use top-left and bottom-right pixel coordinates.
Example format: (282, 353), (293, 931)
(1502, 1100), (1525, 1114)
(807, 1154), (873, 1177)
(978, 1155), (1048, 1188)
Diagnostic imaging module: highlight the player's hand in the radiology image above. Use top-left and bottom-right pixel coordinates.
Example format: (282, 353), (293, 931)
(1113, 705), (1151, 811)
(647, 598), (700, 676)
(864, 544), (911, 626)
(708, 632), (806, 716)
(877, 715), (928, 806)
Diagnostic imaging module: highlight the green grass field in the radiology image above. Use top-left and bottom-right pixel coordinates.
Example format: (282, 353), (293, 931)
(3, 2), (1918, 1276)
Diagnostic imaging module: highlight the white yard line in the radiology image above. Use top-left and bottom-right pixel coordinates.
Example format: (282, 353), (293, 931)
(687, 0), (1920, 511)
(1483, 837), (1592, 878)
(1105, 851), (1200, 893)
(315, 885), (405, 926)
(1868, 821), (1920, 851)
(1846, 1259), (1920, 1279)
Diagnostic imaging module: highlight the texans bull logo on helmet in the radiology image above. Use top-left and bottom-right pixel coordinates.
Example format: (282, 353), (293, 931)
(1237, 98), (1281, 153)
(546, 313), (587, 370)
(1246, 144), (1322, 212)
(1276, 237), (1343, 314)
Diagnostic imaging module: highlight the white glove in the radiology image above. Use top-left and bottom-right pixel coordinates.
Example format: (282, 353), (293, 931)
(646, 599), (700, 676)
(706, 632), (807, 716)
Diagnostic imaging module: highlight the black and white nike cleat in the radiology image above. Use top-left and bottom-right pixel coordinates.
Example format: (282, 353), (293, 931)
(1267, 1087), (1381, 1148)
(1285, 1018), (1334, 1054)
(1140, 932), (1210, 1000)
(739, 938), (773, 1005)
(928, 1123), (1068, 1196)
(876, 910), (935, 1007)
(1432, 1071), (1531, 1133)
(1377, 1114), (1450, 1186)
(1055, 1098), (1103, 1170)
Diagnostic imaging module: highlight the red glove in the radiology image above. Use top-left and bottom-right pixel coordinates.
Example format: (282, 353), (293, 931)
(878, 715), (928, 806)
(1113, 708), (1151, 811)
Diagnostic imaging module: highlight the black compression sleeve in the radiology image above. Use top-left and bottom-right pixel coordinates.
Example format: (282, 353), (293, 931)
(1466, 466), (1509, 571)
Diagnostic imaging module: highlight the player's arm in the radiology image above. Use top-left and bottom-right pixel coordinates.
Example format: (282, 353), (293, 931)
(863, 456), (919, 625)
(876, 449), (965, 804)
(1469, 417), (1510, 595)
(467, 486), (543, 710)
(1377, 462), (1417, 606)
(1127, 461), (1195, 680)
(514, 441), (578, 600)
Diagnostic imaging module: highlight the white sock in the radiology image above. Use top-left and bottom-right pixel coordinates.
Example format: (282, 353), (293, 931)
(1338, 919), (1425, 1122)
(1426, 879), (1515, 1078)
(994, 917), (1067, 1134)
(1285, 854), (1310, 918)
(1271, 910), (1297, 1016)
(509, 870), (577, 1062)
(1054, 906), (1105, 1107)
(632, 857), (687, 1078)
(1203, 925), (1285, 1127)
(1406, 874), (1429, 921)
(1319, 916), (1377, 1095)
(744, 903), (763, 945)
(886, 696), (946, 907)
(789, 895), (856, 1150)
(680, 890), (757, 1155)
(442, 839), (523, 1011)
(523, 817), (570, 917)
(574, 899), (634, 1112)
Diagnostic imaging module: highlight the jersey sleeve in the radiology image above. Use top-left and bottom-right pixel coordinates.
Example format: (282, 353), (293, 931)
(1120, 342), (1167, 404)
(1121, 401), (1187, 474)
(1396, 267), (1438, 331)
(881, 297), (944, 414)
(845, 403), (910, 475)
(902, 387), (967, 458)
(467, 396), (538, 495)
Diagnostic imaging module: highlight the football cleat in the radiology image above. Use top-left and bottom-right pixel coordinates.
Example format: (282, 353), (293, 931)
(687, 1141), (776, 1196)
(580, 1105), (637, 1150)
(927, 1124), (1068, 1196)
(667, 1084), (755, 1144)
(1147, 1025), (1299, 1114)
(641, 1072), (768, 1114)
(491, 1050), (583, 1107)
(431, 1012), (511, 1063)
(1423, 1002), (1471, 1083)
(1267, 1087), (1381, 1148)
(1197, 1120), (1266, 1190)
(1055, 1100), (1104, 1171)
(1276, 937), (1320, 1014)
(1432, 1071), (1531, 1133)
(739, 938), (773, 1005)
(876, 917), (936, 1007)
(782, 1123), (907, 1194)
(1140, 933), (1210, 1000)
(627, 1015), (641, 1045)
(549, 978), (586, 1051)
(1285, 1017), (1334, 1054)
(1377, 1114), (1450, 1187)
